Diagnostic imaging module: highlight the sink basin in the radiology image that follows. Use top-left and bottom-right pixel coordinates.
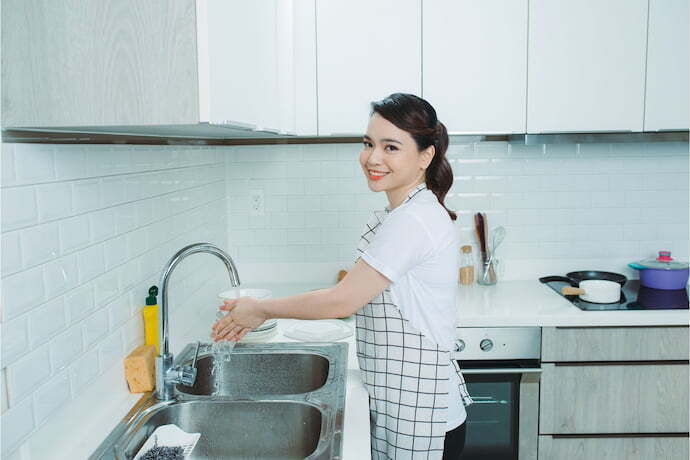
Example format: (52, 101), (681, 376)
(91, 342), (347, 460)
(177, 352), (329, 396)
(118, 400), (322, 460)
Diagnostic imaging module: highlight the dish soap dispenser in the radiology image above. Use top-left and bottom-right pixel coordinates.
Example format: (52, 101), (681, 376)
(142, 286), (159, 354)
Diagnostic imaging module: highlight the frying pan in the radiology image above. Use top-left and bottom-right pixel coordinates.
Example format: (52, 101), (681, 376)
(567, 271), (627, 287)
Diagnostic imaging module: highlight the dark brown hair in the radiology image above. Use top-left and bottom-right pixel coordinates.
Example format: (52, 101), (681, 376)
(371, 93), (456, 221)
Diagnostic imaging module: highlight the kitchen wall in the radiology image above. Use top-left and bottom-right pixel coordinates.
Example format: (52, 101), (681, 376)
(1, 138), (687, 457)
(226, 141), (689, 284)
(0, 143), (227, 457)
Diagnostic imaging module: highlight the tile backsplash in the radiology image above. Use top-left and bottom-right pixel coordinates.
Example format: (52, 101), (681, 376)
(1, 144), (227, 457)
(226, 141), (689, 282)
(1, 138), (688, 457)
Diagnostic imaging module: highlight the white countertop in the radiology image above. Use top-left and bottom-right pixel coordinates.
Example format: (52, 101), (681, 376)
(456, 280), (689, 327)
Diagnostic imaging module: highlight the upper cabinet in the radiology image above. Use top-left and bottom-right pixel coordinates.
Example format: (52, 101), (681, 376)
(2, 0), (318, 136)
(315, 0), (421, 136)
(423, 0), (528, 134)
(527, 0), (648, 133)
(644, 0), (689, 131)
(2, 0), (688, 138)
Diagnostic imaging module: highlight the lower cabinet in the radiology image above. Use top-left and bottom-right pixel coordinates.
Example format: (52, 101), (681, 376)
(538, 435), (689, 460)
(539, 326), (690, 459)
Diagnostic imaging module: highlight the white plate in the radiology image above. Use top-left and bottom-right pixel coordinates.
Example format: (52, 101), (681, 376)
(284, 319), (353, 342)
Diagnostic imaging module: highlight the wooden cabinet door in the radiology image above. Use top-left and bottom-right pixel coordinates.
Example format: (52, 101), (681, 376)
(2, 0), (199, 128)
(422, 0), (527, 134)
(316, 0), (421, 135)
(539, 435), (689, 460)
(540, 363), (689, 434)
(542, 327), (690, 362)
(527, 0), (648, 133)
(644, 0), (689, 131)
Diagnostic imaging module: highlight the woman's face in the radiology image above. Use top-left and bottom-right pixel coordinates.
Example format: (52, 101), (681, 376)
(360, 113), (434, 196)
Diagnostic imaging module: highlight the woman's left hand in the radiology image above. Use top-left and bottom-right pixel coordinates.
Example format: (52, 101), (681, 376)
(211, 297), (268, 342)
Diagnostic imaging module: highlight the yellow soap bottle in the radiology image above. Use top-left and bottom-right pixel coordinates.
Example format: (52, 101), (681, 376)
(142, 286), (159, 354)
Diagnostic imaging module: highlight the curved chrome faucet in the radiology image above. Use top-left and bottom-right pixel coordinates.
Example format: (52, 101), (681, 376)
(156, 242), (240, 401)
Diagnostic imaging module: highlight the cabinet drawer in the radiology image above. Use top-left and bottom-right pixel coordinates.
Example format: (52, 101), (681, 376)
(540, 363), (689, 434)
(538, 435), (689, 460)
(542, 327), (689, 362)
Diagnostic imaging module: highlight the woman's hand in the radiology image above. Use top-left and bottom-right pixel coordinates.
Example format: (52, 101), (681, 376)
(210, 297), (268, 342)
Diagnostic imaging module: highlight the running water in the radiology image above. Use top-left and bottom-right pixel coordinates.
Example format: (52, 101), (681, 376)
(211, 310), (236, 395)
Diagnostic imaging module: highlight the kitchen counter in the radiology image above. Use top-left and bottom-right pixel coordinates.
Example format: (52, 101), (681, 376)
(457, 280), (689, 327)
(37, 280), (687, 460)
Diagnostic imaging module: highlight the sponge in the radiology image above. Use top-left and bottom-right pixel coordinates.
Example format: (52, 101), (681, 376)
(124, 344), (157, 393)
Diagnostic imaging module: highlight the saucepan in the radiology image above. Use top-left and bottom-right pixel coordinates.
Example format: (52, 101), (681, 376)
(629, 251), (689, 290)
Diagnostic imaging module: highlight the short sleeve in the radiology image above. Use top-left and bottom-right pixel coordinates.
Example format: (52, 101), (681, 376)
(361, 210), (433, 283)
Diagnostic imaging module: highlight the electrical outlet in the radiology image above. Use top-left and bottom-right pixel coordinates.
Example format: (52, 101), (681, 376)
(249, 189), (264, 216)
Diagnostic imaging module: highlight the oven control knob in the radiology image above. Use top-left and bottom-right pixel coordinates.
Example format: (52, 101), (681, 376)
(455, 339), (465, 352)
(480, 339), (494, 351)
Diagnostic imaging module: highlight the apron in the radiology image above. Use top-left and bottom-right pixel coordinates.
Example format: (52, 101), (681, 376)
(355, 184), (473, 460)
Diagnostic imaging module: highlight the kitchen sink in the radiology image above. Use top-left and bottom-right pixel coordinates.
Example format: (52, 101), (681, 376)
(118, 400), (323, 460)
(91, 342), (347, 459)
(176, 348), (330, 397)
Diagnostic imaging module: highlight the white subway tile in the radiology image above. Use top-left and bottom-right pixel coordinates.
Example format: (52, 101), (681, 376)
(13, 144), (55, 184)
(6, 345), (51, 405)
(28, 297), (67, 348)
(58, 215), (91, 253)
(35, 182), (72, 222)
(65, 284), (95, 323)
(43, 255), (79, 298)
(33, 370), (71, 427)
(126, 228), (148, 259)
(115, 203), (139, 233)
(1, 187), (38, 232)
(1, 231), (23, 275)
(101, 177), (127, 207)
(20, 222), (60, 267)
(1, 143), (17, 186)
(76, 244), (105, 283)
(1, 267), (45, 321)
(68, 348), (99, 396)
(82, 308), (109, 347)
(1, 315), (29, 367)
(103, 235), (128, 270)
(98, 331), (123, 372)
(49, 324), (84, 372)
(72, 180), (101, 214)
(92, 271), (119, 310)
(123, 315), (145, 353)
(0, 397), (35, 457)
(53, 145), (88, 180)
(107, 297), (130, 331)
(89, 208), (117, 242)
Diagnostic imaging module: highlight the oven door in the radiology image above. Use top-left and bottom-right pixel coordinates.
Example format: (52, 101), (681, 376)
(458, 360), (541, 460)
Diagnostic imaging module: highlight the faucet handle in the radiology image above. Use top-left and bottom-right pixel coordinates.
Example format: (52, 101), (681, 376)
(191, 340), (201, 369)
(172, 363), (197, 387)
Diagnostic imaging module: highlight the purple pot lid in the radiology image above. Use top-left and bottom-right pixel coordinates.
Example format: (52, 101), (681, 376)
(634, 251), (689, 270)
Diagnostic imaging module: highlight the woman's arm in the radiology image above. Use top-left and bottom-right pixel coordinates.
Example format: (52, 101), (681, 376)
(211, 258), (390, 341)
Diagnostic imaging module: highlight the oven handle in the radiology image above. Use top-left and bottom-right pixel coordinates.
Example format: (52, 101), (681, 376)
(461, 368), (542, 375)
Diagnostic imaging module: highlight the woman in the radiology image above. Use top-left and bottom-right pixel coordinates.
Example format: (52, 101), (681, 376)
(212, 93), (472, 460)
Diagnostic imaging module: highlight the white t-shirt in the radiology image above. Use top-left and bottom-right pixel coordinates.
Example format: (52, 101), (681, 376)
(361, 188), (467, 429)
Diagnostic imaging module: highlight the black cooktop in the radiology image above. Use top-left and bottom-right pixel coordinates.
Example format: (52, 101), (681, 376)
(539, 277), (689, 311)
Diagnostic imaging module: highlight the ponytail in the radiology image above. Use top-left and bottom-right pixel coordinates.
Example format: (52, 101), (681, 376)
(371, 93), (456, 221)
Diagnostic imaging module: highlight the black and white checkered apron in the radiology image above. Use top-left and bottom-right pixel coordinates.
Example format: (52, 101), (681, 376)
(355, 185), (473, 460)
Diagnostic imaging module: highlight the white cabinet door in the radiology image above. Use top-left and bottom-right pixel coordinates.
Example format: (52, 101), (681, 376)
(316, 0), (421, 135)
(423, 0), (527, 134)
(527, 0), (648, 133)
(644, 0), (689, 131)
(199, 0), (279, 130)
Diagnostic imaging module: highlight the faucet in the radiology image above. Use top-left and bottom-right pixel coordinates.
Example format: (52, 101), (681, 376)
(155, 242), (241, 401)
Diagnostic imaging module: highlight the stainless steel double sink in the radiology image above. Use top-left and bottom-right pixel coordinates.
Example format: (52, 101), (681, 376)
(91, 342), (348, 460)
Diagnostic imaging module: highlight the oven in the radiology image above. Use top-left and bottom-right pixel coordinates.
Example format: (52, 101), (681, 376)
(453, 327), (541, 460)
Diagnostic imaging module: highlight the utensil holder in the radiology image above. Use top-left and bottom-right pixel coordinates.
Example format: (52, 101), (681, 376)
(478, 257), (498, 286)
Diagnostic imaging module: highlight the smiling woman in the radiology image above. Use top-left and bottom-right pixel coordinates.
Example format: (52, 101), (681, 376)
(212, 93), (472, 460)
